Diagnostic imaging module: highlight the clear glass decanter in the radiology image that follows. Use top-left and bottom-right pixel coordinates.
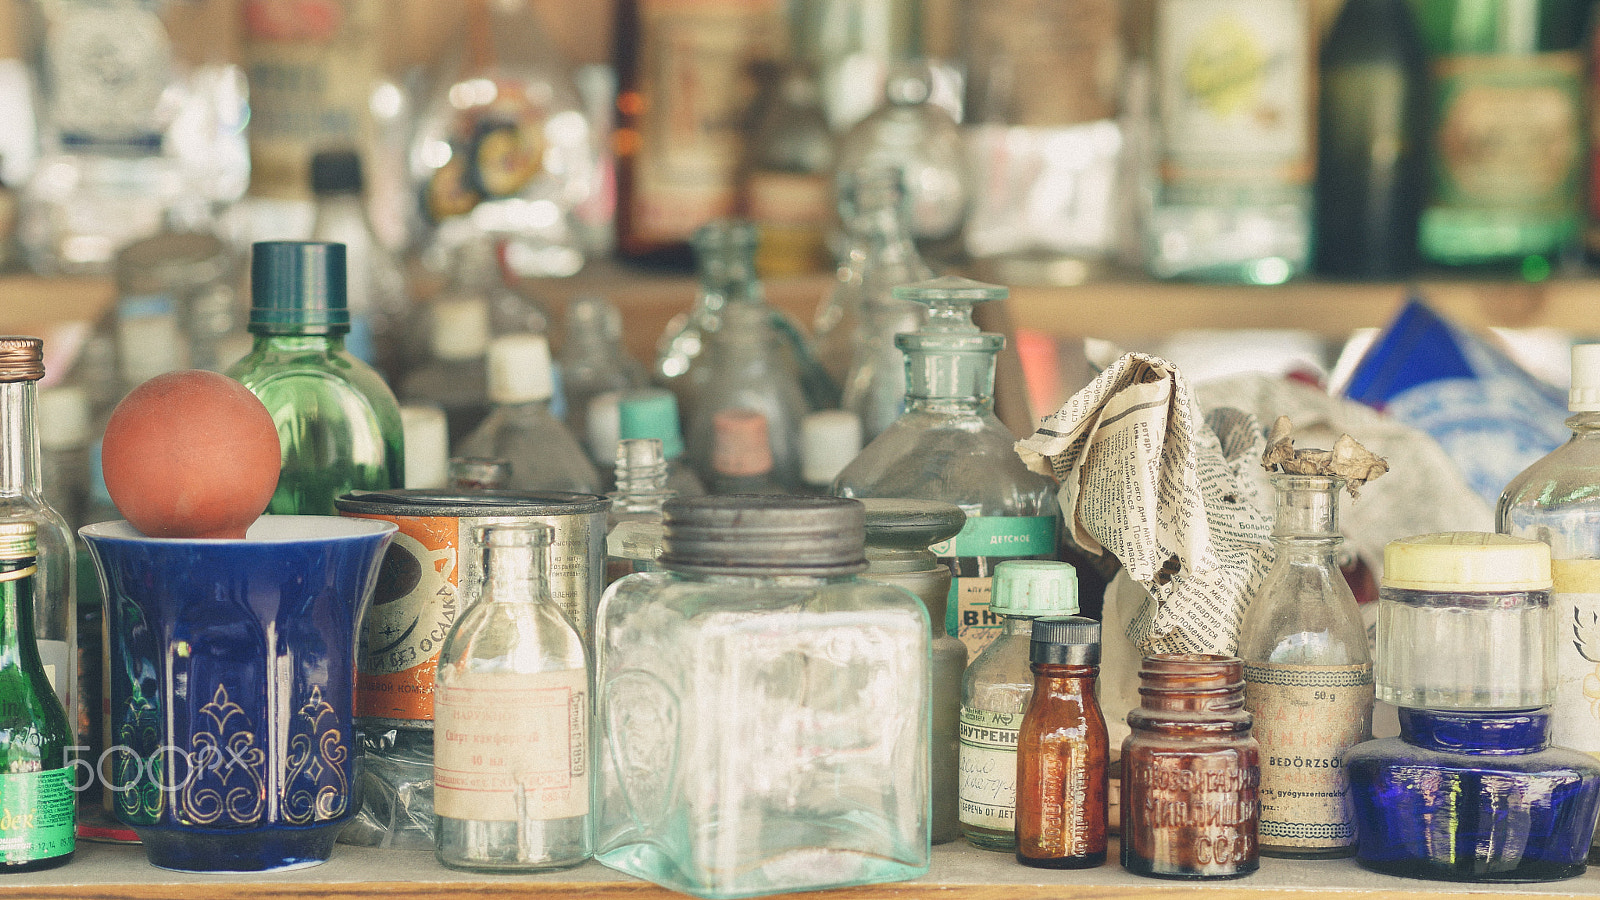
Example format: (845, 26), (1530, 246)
(434, 522), (590, 872)
(833, 276), (1059, 659)
(1238, 473), (1373, 859)
(812, 167), (931, 443)
(1499, 343), (1600, 847)
(655, 219), (836, 415)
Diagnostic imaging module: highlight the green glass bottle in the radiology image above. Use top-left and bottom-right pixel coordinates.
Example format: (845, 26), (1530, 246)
(227, 242), (404, 515)
(0, 521), (74, 871)
(1412, 0), (1589, 275)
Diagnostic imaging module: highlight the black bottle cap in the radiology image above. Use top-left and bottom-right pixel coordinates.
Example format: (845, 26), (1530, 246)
(1030, 616), (1101, 666)
(249, 241), (349, 333)
(660, 494), (868, 577)
(310, 149), (363, 195)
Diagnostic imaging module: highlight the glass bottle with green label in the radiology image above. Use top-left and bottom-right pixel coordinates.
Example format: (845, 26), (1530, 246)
(227, 241), (405, 515)
(832, 276), (1060, 661)
(0, 521), (74, 871)
(1413, 0), (1589, 275)
(958, 560), (1078, 851)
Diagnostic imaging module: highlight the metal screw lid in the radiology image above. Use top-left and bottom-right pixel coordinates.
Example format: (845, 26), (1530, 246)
(0, 337), (44, 383)
(249, 241), (349, 333)
(1030, 615), (1101, 665)
(660, 494), (868, 576)
(0, 521), (37, 561)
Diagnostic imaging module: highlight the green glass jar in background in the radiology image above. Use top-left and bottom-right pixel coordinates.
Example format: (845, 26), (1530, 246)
(227, 241), (404, 515)
(0, 521), (74, 871)
(1412, 0), (1589, 276)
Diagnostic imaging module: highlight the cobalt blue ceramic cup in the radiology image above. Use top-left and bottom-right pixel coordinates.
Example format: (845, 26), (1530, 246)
(81, 515), (396, 872)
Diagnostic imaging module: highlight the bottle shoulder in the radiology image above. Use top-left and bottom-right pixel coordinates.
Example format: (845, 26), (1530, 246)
(834, 411), (1059, 515)
(230, 346), (401, 413)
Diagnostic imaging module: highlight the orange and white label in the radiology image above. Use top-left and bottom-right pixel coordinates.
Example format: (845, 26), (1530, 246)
(347, 513), (461, 721)
(434, 669), (588, 822)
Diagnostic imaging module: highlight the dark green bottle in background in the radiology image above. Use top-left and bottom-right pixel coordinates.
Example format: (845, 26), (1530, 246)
(227, 241), (405, 515)
(1411, 0), (1590, 277)
(1314, 0), (1430, 278)
(0, 521), (74, 872)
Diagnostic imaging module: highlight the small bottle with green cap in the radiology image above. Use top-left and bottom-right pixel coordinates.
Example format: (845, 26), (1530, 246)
(0, 521), (74, 870)
(833, 276), (1059, 661)
(958, 559), (1078, 851)
(618, 388), (704, 497)
(227, 241), (404, 515)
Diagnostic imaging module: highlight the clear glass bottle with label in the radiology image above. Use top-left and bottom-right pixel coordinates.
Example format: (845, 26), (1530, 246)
(1498, 343), (1600, 851)
(434, 522), (590, 872)
(959, 560), (1079, 851)
(1238, 473), (1373, 858)
(833, 276), (1059, 658)
(1143, 0), (1314, 283)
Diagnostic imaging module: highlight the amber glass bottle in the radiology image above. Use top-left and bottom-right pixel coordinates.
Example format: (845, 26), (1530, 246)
(1015, 617), (1108, 869)
(1121, 654), (1260, 879)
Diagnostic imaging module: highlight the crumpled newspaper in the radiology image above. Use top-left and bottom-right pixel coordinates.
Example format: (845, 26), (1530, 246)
(1261, 416), (1390, 496)
(1016, 352), (1273, 654)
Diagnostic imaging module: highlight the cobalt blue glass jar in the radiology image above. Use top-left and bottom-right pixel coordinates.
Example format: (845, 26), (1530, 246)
(1344, 532), (1600, 883)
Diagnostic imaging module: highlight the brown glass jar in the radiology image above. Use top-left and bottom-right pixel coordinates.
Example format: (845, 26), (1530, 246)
(1120, 654), (1260, 879)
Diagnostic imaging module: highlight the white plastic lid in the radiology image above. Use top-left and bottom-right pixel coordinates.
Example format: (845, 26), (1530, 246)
(1383, 531), (1551, 592)
(400, 404), (448, 489)
(38, 386), (90, 450)
(800, 410), (861, 486)
(431, 298), (490, 361)
(587, 389), (623, 465)
(1571, 344), (1600, 411)
(486, 333), (554, 403)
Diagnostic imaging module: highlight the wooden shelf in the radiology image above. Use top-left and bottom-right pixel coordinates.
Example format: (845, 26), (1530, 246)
(7, 836), (1599, 899)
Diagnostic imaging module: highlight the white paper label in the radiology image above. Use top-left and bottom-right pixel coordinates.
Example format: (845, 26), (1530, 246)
(434, 668), (588, 822)
(959, 706), (1021, 831)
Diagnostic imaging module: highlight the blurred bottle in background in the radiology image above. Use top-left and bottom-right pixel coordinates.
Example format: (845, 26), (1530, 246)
(800, 409), (861, 494)
(612, 0), (783, 266)
(686, 301), (809, 491)
(739, 59), (836, 277)
(560, 294), (648, 466)
(1142, 0), (1314, 283)
(411, 0), (596, 277)
(1415, 0), (1588, 277)
(709, 407), (784, 494)
(114, 229), (248, 374)
(617, 388), (706, 497)
(791, 0), (926, 132)
(1313, 0), (1429, 279)
(23, 0), (249, 273)
(961, 0), (1126, 286)
(836, 60), (970, 261)
(310, 149), (411, 379)
(400, 403), (449, 490)
(457, 333), (601, 493)
(399, 297), (492, 445)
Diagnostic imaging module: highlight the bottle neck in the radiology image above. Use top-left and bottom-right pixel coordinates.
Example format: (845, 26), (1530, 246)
(1001, 614), (1041, 635)
(1567, 410), (1600, 434)
(253, 331), (348, 350)
(0, 379), (42, 500)
(482, 536), (550, 604)
(1269, 474), (1343, 541)
(1136, 655), (1247, 714)
(0, 556), (39, 667)
(1398, 707), (1551, 755)
(1030, 662), (1099, 683)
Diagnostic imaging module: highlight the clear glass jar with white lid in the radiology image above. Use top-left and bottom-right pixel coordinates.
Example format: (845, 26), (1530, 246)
(1376, 531), (1554, 710)
(593, 494), (931, 898)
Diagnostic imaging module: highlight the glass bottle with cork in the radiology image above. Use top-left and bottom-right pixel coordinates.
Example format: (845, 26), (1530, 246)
(434, 522), (590, 871)
(227, 241), (404, 515)
(0, 337), (75, 727)
(1121, 654), (1260, 879)
(833, 276), (1059, 659)
(958, 560), (1079, 851)
(1015, 616), (1108, 869)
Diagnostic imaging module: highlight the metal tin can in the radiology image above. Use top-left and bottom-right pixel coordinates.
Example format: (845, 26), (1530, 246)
(335, 489), (609, 729)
